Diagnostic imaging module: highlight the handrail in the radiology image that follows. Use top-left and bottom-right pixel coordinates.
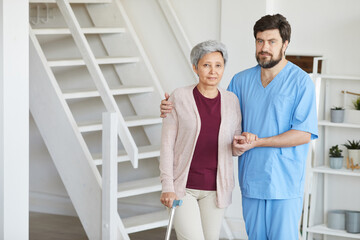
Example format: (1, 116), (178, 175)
(157, 0), (197, 82)
(56, 0), (139, 168)
(115, 0), (166, 98)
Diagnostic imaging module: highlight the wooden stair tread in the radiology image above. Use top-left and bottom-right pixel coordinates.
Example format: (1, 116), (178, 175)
(124, 115), (162, 127)
(63, 86), (154, 99)
(32, 27), (126, 35)
(93, 145), (160, 165)
(117, 177), (161, 198)
(48, 56), (139, 67)
(78, 115), (162, 132)
(123, 210), (168, 234)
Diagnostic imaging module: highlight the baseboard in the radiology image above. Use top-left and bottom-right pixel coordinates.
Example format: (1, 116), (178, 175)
(29, 191), (77, 216)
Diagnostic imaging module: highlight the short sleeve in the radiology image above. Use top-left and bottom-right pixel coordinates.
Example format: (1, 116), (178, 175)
(291, 76), (318, 140)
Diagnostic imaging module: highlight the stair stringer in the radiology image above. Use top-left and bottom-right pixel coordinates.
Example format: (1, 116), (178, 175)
(56, 0), (140, 168)
(30, 29), (129, 240)
(29, 31), (102, 239)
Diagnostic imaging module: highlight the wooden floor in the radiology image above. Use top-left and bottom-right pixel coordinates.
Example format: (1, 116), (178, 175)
(30, 212), (177, 240)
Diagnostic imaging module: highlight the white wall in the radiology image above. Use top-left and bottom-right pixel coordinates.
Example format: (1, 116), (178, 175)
(271, 0), (360, 76)
(220, 0), (266, 89)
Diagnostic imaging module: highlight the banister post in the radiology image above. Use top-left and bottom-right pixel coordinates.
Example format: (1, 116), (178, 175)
(102, 112), (118, 240)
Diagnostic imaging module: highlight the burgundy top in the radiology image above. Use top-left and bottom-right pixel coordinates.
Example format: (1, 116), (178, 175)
(186, 87), (221, 191)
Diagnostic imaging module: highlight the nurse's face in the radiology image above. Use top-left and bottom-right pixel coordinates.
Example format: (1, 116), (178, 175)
(255, 29), (288, 69)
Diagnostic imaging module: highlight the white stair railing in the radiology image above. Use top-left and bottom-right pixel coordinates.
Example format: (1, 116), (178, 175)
(113, 0), (165, 98)
(157, 0), (197, 81)
(102, 112), (118, 240)
(56, 0), (139, 168)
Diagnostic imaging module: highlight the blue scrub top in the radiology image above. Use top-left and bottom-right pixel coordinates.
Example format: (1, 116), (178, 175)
(228, 62), (318, 199)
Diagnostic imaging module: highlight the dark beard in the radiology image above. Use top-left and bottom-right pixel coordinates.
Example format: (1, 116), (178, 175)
(256, 51), (282, 69)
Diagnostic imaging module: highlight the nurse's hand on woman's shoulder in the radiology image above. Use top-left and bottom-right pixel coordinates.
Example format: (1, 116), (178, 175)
(232, 132), (258, 156)
(160, 192), (178, 208)
(160, 93), (172, 118)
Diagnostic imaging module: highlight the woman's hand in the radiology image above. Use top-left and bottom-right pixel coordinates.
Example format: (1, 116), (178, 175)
(232, 132), (258, 156)
(160, 192), (178, 208)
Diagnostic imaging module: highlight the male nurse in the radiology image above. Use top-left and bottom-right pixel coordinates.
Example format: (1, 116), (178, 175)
(161, 14), (318, 240)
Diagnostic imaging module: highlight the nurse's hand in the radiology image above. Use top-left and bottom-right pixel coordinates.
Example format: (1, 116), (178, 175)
(232, 134), (258, 156)
(160, 93), (172, 118)
(160, 192), (178, 208)
(241, 132), (258, 144)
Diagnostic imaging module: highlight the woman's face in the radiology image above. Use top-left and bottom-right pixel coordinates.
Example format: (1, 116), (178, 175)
(193, 51), (224, 88)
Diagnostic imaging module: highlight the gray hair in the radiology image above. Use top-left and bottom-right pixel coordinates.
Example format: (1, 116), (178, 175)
(190, 40), (228, 69)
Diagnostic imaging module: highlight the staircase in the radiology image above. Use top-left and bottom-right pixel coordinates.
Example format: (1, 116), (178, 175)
(29, 0), (167, 239)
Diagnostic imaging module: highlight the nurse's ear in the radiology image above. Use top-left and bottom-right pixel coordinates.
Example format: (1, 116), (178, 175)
(282, 40), (289, 55)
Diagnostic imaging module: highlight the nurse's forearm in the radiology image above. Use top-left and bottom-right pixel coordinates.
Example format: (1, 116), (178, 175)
(254, 129), (311, 148)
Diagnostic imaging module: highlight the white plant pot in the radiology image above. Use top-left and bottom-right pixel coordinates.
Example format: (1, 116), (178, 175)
(348, 149), (360, 166)
(345, 109), (360, 124)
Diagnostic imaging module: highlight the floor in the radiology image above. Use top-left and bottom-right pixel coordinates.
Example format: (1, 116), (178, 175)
(29, 212), (177, 240)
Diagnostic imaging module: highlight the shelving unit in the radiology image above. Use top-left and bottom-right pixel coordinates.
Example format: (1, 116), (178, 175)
(302, 57), (360, 240)
(307, 225), (360, 239)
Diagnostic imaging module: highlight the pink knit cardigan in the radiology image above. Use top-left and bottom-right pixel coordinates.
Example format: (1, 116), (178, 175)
(159, 85), (242, 208)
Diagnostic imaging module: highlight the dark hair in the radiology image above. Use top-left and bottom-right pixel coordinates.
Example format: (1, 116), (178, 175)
(253, 14), (291, 43)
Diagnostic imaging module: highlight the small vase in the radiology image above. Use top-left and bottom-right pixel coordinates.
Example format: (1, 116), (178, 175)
(329, 157), (343, 169)
(330, 109), (345, 123)
(328, 210), (346, 230)
(346, 211), (360, 233)
(348, 149), (360, 166)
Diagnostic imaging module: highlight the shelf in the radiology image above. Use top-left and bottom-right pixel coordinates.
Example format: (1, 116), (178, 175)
(319, 74), (360, 81)
(307, 224), (360, 238)
(312, 165), (360, 177)
(318, 120), (360, 129)
(304, 60), (360, 240)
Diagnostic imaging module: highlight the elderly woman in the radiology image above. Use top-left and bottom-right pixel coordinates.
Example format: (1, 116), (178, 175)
(159, 40), (256, 240)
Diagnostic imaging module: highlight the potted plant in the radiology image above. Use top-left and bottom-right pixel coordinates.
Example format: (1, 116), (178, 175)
(329, 145), (343, 169)
(343, 140), (360, 166)
(330, 106), (345, 123)
(353, 97), (360, 110)
(345, 96), (360, 124)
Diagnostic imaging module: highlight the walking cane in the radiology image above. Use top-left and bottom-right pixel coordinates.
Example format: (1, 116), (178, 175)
(165, 199), (183, 240)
